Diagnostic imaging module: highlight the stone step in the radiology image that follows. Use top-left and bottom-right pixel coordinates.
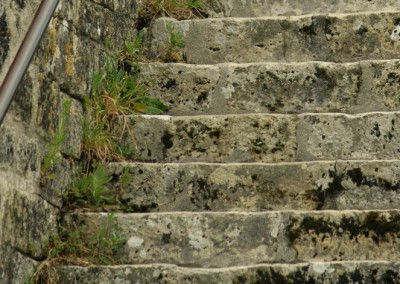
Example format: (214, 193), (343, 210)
(57, 261), (400, 283)
(108, 161), (400, 212)
(202, 0), (400, 17)
(149, 12), (400, 64)
(127, 112), (400, 163)
(74, 210), (400, 267)
(139, 60), (400, 115)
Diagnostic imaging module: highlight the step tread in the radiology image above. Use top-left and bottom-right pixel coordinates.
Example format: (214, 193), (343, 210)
(72, 210), (400, 267)
(139, 60), (400, 115)
(126, 112), (400, 163)
(149, 12), (400, 64)
(202, 0), (400, 17)
(57, 261), (400, 283)
(107, 160), (400, 212)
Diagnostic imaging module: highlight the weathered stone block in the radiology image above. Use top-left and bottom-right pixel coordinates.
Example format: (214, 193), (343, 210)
(130, 114), (297, 162)
(0, 186), (58, 259)
(76, 210), (400, 266)
(297, 112), (400, 160)
(140, 61), (400, 115)
(108, 160), (400, 212)
(150, 13), (400, 64)
(204, 0), (400, 17)
(76, 212), (296, 267)
(57, 262), (400, 284)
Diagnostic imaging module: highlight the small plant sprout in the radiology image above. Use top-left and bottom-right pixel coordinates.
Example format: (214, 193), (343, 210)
(41, 99), (72, 175)
(65, 164), (115, 208)
(165, 23), (186, 62)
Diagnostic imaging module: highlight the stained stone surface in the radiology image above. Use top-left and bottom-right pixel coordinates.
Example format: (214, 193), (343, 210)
(58, 262), (400, 284)
(128, 112), (400, 163)
(76, 210), (400, 266)
(129, 114), (297, 163)
(108, 161), (400, 212)
(0, 0), (140, 282)
(140, 60), (400, 115)
(3, 0), (400, 282)
(76, 212), (296, 267)
(0, 247), (38, 284)
(297, 112), (400, 161)
(203, 0), (400, 17)
(150, 12), (400, 64)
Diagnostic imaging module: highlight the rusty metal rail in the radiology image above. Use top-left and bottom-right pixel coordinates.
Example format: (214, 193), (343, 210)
(0, 0), (60, 126)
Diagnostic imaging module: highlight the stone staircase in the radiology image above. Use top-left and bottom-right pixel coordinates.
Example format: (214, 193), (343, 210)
(58, 1), (400, 283)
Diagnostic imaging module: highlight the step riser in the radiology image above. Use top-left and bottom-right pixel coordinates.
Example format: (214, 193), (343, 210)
(78, 211), (400, 267)
(109, 161), (400, 212)
(204, 0), (400, 17)
(128, 113), (400, 163)
(150, 13), (400, 64)
(140, 61), (400, 115)
(58, 262), (400, 284)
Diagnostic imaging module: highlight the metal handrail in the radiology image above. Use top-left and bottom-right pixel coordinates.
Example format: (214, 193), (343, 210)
(0, 0), (60, 126)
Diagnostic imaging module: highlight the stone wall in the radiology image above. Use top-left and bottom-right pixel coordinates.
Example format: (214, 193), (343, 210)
(0, 0), (140, 282)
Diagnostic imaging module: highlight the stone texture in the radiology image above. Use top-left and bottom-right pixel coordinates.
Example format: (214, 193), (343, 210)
(56, 0), (140, 47)
(58, 262), (400, 284)
(150, 12), (400, 64)
(297, 112), (400, 161)
(0, 0), (140, 281)
(77, 212), (296, 267)
(0, 246), (38, 284)
(76, 210), (400, 266)
(203, 0), (400, 17)
(0, 185), (58, 259)
(140, 60), (400, 115)
(128, 112), (400, 163)
(129, 114), (297, 163)
(108, 161), (400, 212)
(0, 0), (41, 82)
(0, 121), (40, 180)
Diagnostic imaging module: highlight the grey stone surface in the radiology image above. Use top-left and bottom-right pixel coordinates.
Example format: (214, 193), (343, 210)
(0, 246), (38, 284)
(58, 262), (400, 284)
(76, 210), (400, 266)
(0, 0), (140, 281)
(130, 114), (297, 163)
(0, 185), (58, 259)
(3, 0), (400, 282)
(108, 161), (400, 212)
(297, 112), (400, 161)
(140, 60), (400, 115)
(77, 212), (296, 267)
(150, 12), (400, 64)
(129, 112), (400, 163)
(203, 0), (400, 17)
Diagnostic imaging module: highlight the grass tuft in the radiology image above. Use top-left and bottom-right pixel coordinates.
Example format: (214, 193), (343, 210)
(41, 99), (72, 175)
(138, 0), (207, 29)
(32, 214), (127, 283)
(82, 51), (167, 165)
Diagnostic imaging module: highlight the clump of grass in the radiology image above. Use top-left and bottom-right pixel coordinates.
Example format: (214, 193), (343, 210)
(82, 55), (167, 165)
(32, 214), (127, 283)
(164, 23), (186, 62)
(41, 99), (72, 175)
(138, 0), (207, 29)
(63, 164), (116, 209)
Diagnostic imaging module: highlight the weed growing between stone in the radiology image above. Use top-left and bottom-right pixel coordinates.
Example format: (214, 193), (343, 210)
(164, 23), (186, 62)
(64, 164), (115, 209)
(41, 99), (72, 176)
(82, 45), (167, 165)
(33, 33), (169, 282)
(138, 0), (207, 29)
(31, 214), (126, 283)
